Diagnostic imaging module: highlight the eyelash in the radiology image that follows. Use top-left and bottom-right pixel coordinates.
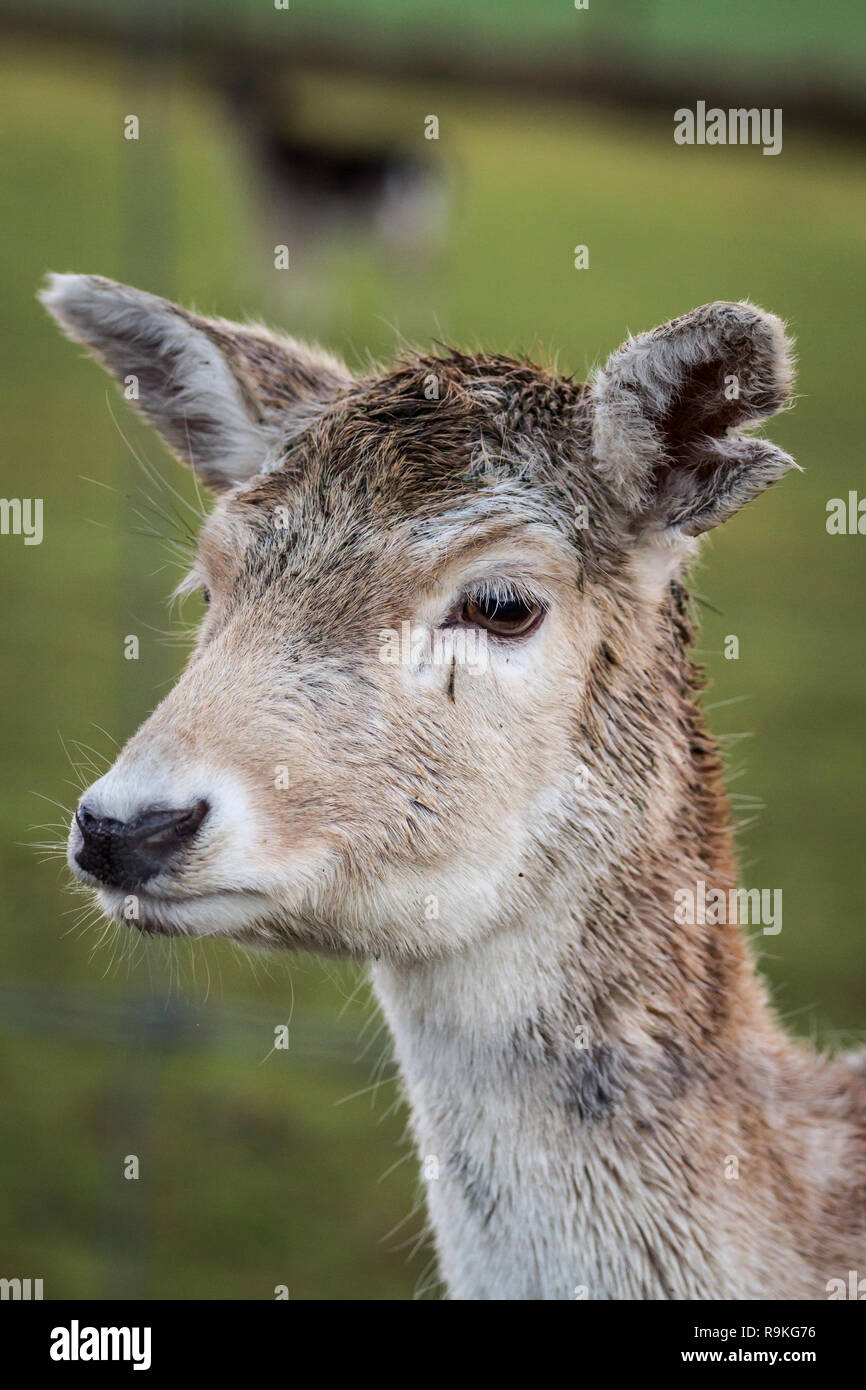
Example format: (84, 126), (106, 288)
(461, 580), (531, 610)
(448, 580), (547, 639)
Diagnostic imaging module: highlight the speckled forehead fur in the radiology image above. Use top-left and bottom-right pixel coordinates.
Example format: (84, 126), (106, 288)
(257, 354), (589, 503)
(219, 349), (626, 601)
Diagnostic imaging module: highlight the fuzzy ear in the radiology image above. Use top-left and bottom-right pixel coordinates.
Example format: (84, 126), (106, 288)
(39, 273), (350, 489)
(591, 301), (797, 537)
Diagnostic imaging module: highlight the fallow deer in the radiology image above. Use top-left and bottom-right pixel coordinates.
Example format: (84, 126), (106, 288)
(41, 274), (866, 1299)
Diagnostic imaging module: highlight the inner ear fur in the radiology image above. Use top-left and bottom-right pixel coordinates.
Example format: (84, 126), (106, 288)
(591, 301), (797, 536)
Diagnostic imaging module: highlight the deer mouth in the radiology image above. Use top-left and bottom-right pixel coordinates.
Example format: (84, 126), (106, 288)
(93, 884), (273, 938)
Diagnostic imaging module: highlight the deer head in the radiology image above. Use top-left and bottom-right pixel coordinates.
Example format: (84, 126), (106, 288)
(41, 274), (796, 959)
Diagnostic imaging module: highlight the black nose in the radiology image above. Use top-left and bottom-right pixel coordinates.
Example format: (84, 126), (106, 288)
(74, 800), (209, 889)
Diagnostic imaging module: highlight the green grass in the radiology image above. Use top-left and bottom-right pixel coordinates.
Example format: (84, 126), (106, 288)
(1, 38), (864, 1297)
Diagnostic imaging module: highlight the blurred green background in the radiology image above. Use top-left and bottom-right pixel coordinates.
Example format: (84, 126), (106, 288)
(1, 1), (864, 1299)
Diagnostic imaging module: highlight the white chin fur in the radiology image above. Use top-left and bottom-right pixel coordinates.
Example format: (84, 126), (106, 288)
(94, 886), (274, 937)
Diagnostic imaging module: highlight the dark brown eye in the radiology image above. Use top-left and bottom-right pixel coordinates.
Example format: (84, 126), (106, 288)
(201, 587), (211, 608)
(460, 591), (545, 638)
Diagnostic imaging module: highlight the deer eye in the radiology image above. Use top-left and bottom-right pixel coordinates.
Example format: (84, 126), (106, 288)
(201, 587), (211, 608)
(460, 589), (545, 638)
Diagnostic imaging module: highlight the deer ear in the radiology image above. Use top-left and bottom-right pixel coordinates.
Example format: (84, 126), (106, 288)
(591, 301), (797, 538)
(39, 273), (350, 490)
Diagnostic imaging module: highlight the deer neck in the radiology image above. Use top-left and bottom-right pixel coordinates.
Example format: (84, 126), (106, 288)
(371, 618), (773, 1300)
